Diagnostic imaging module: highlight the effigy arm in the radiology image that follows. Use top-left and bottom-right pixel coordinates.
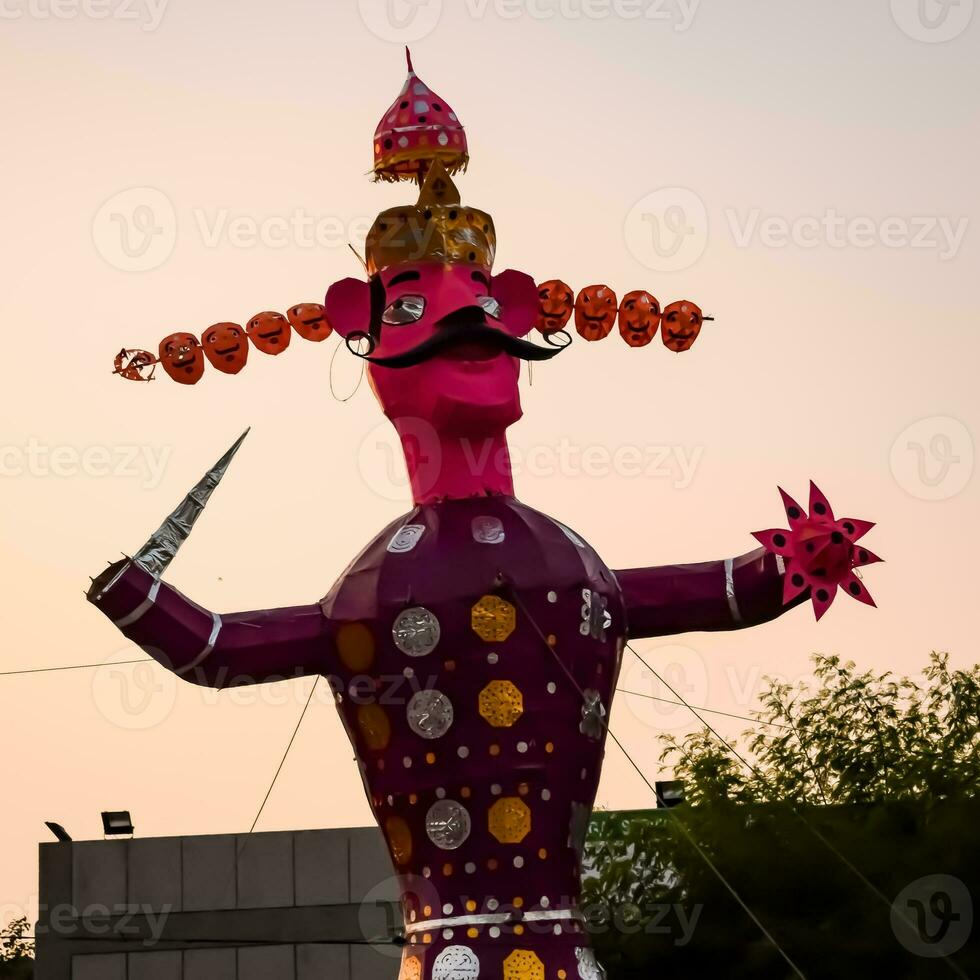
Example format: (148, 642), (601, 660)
(615, 547), (799, 639)
(87, 559), (330, 688)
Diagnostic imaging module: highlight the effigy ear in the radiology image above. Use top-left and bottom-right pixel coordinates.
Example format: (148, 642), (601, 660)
(491, 269), (538, 338)
(324, 277), (373, 339)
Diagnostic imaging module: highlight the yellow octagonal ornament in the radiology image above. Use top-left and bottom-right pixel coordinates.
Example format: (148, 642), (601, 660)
(503, 949), (545, 980)
(489, 796), (532, 844)
(471, 595), (516, 642)
(479, 680), (524, 728)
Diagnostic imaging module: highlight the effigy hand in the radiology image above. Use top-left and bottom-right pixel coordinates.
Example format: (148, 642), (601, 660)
(752, 481), (882, 620)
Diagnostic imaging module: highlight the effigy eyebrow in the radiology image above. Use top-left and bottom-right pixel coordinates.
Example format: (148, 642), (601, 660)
(386, 269), (422, 288)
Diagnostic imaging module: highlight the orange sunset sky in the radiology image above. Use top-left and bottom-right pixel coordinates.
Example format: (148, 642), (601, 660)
(1, 0), (977, 930)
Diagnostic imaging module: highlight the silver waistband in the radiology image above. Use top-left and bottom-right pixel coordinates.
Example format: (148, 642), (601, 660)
(405, 907), (582, 935)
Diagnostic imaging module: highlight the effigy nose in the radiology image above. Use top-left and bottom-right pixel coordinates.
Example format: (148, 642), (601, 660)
(435, 305), (489, 332)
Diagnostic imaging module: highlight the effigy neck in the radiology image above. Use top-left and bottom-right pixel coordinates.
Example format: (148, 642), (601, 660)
(395, 419), (515, 504)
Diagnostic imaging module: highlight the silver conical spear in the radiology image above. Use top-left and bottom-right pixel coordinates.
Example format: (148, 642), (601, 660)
(132, 429), (250, 578)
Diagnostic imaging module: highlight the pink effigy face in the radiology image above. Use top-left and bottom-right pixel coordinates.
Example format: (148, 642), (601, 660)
(324, 262), (542, 433)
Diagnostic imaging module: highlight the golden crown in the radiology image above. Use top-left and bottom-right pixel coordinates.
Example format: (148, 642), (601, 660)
(365, 161), (496, 276)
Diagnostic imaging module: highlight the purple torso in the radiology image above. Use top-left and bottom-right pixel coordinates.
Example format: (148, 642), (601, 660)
(89, 482), (793, 980)
(320, 495), (624, 979)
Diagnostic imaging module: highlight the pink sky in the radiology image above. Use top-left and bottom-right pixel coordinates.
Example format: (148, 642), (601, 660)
(1, 0), (977, 930)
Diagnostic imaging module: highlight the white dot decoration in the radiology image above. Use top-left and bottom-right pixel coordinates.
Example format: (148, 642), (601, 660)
(514, 856), (524, 868)
(541, 896), (550, 908)
(491, 784), (502, 796)
(487, 652), (499, 665)
(457, 746), (470, 759)
(436, 787), (447, 799)
(547, 590), (558, 603)
(443, 929), (454, 940)
(465, 862), (476, 874)
(403, 757), (413, 768)
(443, 904), (454, 915)
(547, 682), (557, 694)
(542, 789), (552, 801)
(487, 898), (499, 911)
(490, 926), (501, 939)
(517, 741), (529, 753)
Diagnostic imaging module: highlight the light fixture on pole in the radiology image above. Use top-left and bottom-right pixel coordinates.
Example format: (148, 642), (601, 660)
(654, 780), (685, 808)
(44, 821), (72, 843)
(101, 811), (135, 838)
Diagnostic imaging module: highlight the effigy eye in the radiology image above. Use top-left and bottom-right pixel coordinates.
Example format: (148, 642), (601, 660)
(382, 295), (426, 325)
(478, 296), (502, 320)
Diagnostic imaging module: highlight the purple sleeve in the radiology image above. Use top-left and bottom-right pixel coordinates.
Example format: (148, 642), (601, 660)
(87, 560), (331, 688)
(615, 547), (803, 639)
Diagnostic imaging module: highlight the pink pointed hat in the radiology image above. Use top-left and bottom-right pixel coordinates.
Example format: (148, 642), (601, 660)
(373, 48), (469, 183)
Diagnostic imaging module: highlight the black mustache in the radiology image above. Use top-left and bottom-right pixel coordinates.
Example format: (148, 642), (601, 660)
(352, 315), (568, 370)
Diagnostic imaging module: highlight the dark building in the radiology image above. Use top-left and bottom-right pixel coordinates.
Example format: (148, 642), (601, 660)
(35, 826), (401, 980)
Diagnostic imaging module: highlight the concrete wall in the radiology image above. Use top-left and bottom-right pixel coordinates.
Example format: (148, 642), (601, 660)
(35, 827), (401, 980)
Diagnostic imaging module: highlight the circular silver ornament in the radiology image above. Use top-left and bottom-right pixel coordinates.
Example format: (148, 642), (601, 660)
(426, 799), (471, 850)
(432, 945), (480, 980)
(392, 606), (441, 657)
(407, 689), (454, 740)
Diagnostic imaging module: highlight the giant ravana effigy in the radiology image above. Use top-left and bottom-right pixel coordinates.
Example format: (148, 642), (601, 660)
(89, 51), (881, 980)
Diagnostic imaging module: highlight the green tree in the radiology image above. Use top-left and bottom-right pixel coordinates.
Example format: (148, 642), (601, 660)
(0, 917), (33, 980)
(584, 653), (980, 979)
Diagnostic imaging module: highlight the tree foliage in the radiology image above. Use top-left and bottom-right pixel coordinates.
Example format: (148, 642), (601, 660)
(583, 653), (980, 979)
(0, 917), (33, 980)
